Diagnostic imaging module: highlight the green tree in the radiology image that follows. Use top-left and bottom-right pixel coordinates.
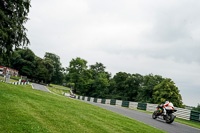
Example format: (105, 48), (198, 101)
(33, 57), (48, 83)
(43, 58), (54, 83)
(89, 62), (110, 98)
(0, 0), (31, 60)
(44, 52), (64, 84)
(137, 74), (164, 103)
(10, 47), (35, 78)
(192, 104), (200, 111)
(152, 78), (184, 107)
(67, 57), (92, 94)
(110, 72), (142, 101)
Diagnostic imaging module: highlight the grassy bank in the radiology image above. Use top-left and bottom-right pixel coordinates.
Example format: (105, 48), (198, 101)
(50, 84), (70, 90)
(47, 86), (70, 95)
(0, 82), (165, 133)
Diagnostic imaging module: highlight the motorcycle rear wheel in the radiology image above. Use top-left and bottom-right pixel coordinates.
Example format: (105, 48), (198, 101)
(152, 111), (157, 119)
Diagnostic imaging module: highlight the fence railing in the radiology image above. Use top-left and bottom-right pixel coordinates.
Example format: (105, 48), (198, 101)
(71, 95), (200, 122)
(0, 80), (30, 85)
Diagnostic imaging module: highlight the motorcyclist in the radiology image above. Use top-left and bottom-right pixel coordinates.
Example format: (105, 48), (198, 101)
(163, 101), (174, 115)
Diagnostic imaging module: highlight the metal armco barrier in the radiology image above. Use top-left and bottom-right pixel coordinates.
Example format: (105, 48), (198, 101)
(122, 101), (129, 107)
(190, 110), (200, 122)
(110, 99), (116, 105)
(101, 99), (106, 104)
(137, 103), (147, 110)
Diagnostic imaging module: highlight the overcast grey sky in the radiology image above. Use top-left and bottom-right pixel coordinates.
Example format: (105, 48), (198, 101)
(26, 0), (200, 106)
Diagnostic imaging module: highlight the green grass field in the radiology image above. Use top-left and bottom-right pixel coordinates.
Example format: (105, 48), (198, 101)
(50, 84), (70, 90)
(0, 82), (165, 133)
(47, 86), (70, 95)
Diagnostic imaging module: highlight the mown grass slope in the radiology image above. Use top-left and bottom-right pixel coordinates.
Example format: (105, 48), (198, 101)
(0, 82), (165, 133)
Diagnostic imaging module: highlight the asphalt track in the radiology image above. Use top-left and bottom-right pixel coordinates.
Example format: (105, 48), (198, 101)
(31, 84), (200, 133)
(32, 83), (50, 92)
(82, 100), (200, 133)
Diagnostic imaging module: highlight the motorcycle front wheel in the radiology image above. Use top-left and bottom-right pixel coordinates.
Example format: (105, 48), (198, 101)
(165, 114), (175, 124)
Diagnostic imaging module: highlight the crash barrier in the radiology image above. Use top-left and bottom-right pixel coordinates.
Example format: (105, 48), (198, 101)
(97, 98), (102, 103)
(82, 96), (85, 100)
(122, 101), (129, 107)
(116, 100), (122, 106)
(73, 95), (200, 122)
(110, 99), (116, 105)
(87, 97), (91, 101)
(174, 107), (191, 120)
(137, 103), (147, 110)
(190, 110), (200, 122)
(0, 80), (30, 85)
(146, 104), (158, 112)
(84, 97), (88, 101)
(101, 99), (106, 104)
(129, 102), (138, 109)
(94, 98), (97, 103)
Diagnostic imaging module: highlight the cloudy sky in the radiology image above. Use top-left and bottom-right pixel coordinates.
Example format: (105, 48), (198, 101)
(26, 0), (200, 106)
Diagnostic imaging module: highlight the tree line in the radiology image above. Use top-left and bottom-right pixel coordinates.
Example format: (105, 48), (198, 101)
(0, 48), (184, 107)
(0, 1), (185, 107)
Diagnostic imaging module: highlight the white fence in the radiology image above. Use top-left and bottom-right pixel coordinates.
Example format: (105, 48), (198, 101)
(105, 99), (111, 104)
(146, 103), (158, 112)
(174, 107), (191, 120)
(97, 98), (102, 103)
(129, 102), (138, 109)
(116, 100), (122, 106)
(84, 97), (88, 101)
(90, 97), (94, 102)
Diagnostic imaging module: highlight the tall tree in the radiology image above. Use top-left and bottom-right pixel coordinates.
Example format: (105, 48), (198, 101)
(67, 57), (91, 94)
(33, 57), (48, 83)
(0, 0), (31, 61)
(10, 47), (35, 78)
(152, 78), (184, 107)
(44, 52), (63, 84)
(137, 74), (164, 103)
(89, 62), (110, 98)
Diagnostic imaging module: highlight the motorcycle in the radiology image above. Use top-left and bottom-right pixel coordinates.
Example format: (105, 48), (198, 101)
(152, 105), (177, 124)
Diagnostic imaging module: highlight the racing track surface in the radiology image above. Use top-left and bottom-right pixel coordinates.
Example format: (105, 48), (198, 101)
(82, 101), (200, 133)
(32, 83), (51, 92)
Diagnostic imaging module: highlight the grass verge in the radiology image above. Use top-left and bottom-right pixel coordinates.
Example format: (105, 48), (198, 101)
(50, 84), (70, 90)
(47, 86), (70, 95)
(0, 82), (165, 133)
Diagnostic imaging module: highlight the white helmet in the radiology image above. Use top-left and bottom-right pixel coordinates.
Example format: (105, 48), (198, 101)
(165, 101), (169, 104)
